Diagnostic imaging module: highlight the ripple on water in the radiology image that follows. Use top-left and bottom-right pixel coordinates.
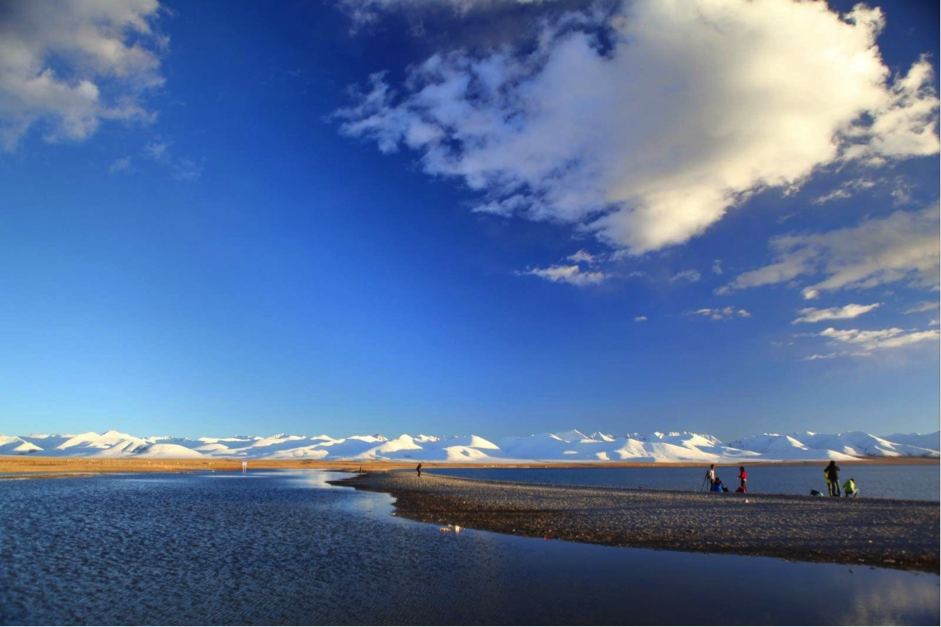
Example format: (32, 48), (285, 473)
(0, 470), (937, 625)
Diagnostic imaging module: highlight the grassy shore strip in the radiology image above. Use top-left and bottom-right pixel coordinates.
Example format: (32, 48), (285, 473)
(332, 471), (940, 573)
(1, 455), (936, 477)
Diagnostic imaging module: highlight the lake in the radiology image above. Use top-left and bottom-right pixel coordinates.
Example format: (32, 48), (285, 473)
(431, 464), (941, 501)
(1, 470), (937, 625)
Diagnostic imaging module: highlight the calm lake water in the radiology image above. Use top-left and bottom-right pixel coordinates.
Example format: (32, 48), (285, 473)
(0, 470), (937, 625)
(432, 464), (941, 501)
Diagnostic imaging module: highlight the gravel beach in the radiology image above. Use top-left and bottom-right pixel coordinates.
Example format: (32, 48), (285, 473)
(334, 471), (940, 572)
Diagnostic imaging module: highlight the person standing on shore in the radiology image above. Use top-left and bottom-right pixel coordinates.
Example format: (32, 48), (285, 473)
(705, 464), (716, 491)
(416, 463), (422, 478)
(825, 461), (840, 496)
(737, 466), (747, 493)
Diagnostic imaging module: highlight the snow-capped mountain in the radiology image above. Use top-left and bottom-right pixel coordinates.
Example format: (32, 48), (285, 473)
(1, 428), (937, 462)
(728, 432), (941, 460)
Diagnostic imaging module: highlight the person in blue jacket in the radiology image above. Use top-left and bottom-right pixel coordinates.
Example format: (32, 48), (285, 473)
(711, 477), (725, 492)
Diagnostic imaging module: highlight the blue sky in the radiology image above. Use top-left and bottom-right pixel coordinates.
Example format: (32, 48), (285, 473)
(0, 0), (938, 441)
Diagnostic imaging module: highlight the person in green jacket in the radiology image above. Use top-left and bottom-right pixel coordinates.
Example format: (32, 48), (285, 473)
(843, 478), (859, 498)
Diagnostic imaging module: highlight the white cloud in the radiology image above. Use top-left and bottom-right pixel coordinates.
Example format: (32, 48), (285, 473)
(144, 139), (172, 161)
(719, 203), (940, 298)
(802, 353), (842, 361)
(817, 326), (940, 352)
(142, 137), (204, 180)
(711, 260), (723, 276)
(633, 315), (647, 322)
(670, 269), (701, 284)
(903, 301), (939, 314)
(812, 178), (878, 205)
(173, 156), (205, 181)
(891, 177), (915, 206)
(792, 303), (880, 324)
(521, 264), (605, 286)
(567, 249), (598, 264)
(335, 0), (939, 254)
(108, 155), (132, 174)
(0, 0), (165, 150)
(687, 307), (750, 321)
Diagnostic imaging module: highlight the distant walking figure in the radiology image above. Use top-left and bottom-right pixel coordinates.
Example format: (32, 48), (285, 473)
(416, 463), (422, 478)
(706, 464), (716, 491)
(825, 461), (841, 497)
(737, 466), (747, 493)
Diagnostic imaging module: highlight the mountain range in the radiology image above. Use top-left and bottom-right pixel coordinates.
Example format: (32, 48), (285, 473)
(1, 429), (938, 462)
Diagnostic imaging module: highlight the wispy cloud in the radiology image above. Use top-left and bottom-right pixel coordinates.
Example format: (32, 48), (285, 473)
(817, 326), (940, 352)
(143, 138), (205, 181)
(670, 270), (701, 284)
(109, 156), (133, 175)
(336, 0), (542, 29)
(521, 264), (605, 287)
(634, 316), (648, 322)
(686, 307), (751, 321)
(792, 303), (881, 324)
(904, 301), (939, 314)
(144, 139), (173, 162)
(567, 249), (599, 264)
(812, 178), (878, 205)
(719, 203), (940, 299)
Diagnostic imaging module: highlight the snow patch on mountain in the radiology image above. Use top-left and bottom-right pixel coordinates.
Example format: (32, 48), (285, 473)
(1, 428), (937, 462)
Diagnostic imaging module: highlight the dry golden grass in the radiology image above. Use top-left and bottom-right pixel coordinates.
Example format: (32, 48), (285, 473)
(0, 455), (935, 475)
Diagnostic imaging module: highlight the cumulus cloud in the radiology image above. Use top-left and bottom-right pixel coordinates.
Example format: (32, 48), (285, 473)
(719, 203), (940, 298)
(335, 0), (939, 254)
(0, 0), (166, 150)
(686, 307), (750, 321)
(792, 303), (880, 324)
(818, 326), (940, 351)
(521, 263), (605, 286)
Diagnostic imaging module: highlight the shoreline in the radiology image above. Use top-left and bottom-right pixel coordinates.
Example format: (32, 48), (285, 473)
(333, 471), (940, 573)
(0, 455), (936, 476)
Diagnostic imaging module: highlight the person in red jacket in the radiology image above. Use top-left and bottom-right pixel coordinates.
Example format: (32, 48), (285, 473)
(737, 466), (747, 492)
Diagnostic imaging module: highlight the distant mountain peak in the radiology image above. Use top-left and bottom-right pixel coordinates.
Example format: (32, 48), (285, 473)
(2, 428), (936, 462)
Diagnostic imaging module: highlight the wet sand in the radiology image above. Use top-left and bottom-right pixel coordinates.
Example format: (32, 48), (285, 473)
(334, 471), (941, 572)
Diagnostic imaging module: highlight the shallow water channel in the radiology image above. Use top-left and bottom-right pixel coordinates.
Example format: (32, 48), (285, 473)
(1, 470), (937, 625)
